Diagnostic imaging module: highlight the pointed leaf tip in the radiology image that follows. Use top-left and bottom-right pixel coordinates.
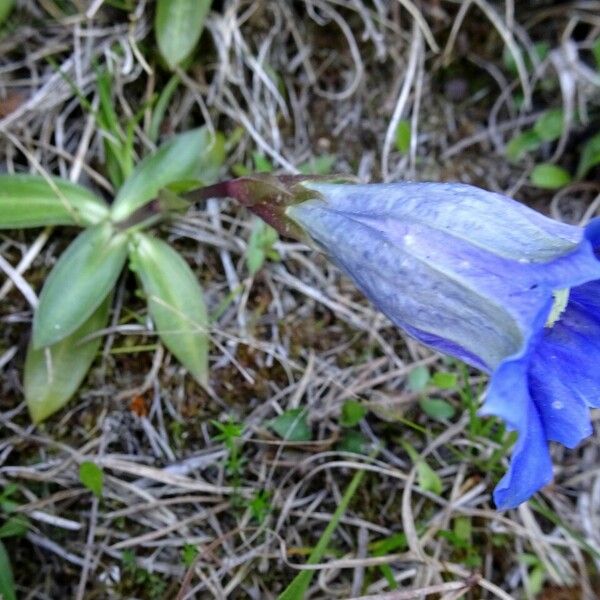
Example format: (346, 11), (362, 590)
(26, 297), (111, 423)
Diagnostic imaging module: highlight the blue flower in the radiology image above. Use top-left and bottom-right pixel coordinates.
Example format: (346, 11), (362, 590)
(281, 181), (600, 509)
(192, 176), (600, 509)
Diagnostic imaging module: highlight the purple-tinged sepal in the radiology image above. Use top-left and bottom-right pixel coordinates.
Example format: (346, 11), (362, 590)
(187, 174), (355, 242)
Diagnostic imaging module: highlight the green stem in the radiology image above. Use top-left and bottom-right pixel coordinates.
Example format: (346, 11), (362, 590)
(278, 465), (367, 600)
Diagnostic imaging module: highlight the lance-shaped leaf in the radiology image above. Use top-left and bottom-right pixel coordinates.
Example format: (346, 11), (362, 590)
(33, 223), (127, 348)
(130, 233), (209, 386)
(155, 0), (212, 69)
(0, 174), (109, 229)
(110, 127), (224, 222)
(25, 296), (111, 423)
(0, 540), (16, 600)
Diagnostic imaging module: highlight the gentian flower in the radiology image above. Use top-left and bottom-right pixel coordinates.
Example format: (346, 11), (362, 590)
(192, 176), (600, 509)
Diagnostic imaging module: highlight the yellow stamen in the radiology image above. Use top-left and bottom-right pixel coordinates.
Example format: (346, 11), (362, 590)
(545, 288), (570, 328)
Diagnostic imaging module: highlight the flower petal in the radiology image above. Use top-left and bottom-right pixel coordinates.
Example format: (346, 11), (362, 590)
(528, 365), (592, 448)
(531, 284), (600, 410)
(482, 359), (554, 509)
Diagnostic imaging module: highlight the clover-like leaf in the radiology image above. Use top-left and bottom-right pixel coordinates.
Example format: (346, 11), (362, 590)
(110, 127), (224, 222)
(0, 174), (109, 229)
(533, 109), (564, 142)
(268, 408), (312, 442)
(33, 223), (127, 348)
(25, 296), (111, 423)
(130, 233), (209, 386)
(530, 163), (571, 189)
(155, 0), (212, 69)
(505, 131), (541, 162)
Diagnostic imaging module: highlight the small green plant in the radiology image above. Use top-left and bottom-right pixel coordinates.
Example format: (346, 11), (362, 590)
(120, 549), (167, 600)
(439, 516), (482, 569)
(506, 107), (600, 189)
(246, 219), (280, 276)
(212, 418), (246, 477)
(181, 543), (199, 567)
(248, 489), (271, 524)
(0, 126), (224, 422)
(518, 552), (546, 596)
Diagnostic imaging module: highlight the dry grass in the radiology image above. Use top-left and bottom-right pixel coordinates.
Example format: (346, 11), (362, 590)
(1, 1), (600, 598)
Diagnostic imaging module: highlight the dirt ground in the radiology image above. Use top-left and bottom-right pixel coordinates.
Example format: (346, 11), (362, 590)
(1, 1), (600, 598)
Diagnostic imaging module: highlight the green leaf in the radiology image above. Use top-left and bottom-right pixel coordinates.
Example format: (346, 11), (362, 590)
(33, 224), (127, 348)
(419, 397), (456, 421)
(111, 127), (224, 222)
(181, 543), (199, 567)
(212, 418), (243, 448)
(25, 296), (111, 423)
(148, 74), (180, 143)
(248, 489), (271, 524)
(0, 540), (15, 600)
(339, 400), (367, 427)
(533, 109), (564, 142)
(394, 119), (411, 153)
(502, 43), (521, 75)
(268, 408), (311, 442)
(530, 163), (572, 189)
(0, 174), (109, 229)
(576, 132), (600, 180)
(505, 130), (541, 162)
(592, 38), (600, 70)
(337, 430), (369, 454)
(246, 220), (279, 276)
(416, 459), (442, 495)
(531, 42), (550, 63)
(79, 461), (104, 498)
(130, 233), (209, 387)
(252, 152), (274, 173)
(403, 442), (442, 495)
(95, 67), (130, 188)
(407, 365), (430, 392)
(431, 371), (457, 389)
(453, 516), (471, 543)
(155, 0), (212, 69)
(0, 0), (15, 27)
(0, 516), (29, 539)
(298, 154), (336, 175)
